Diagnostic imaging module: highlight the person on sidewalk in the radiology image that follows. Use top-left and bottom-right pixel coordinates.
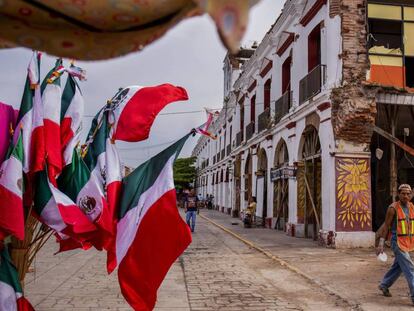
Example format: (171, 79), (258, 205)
(377, 184), (414, 303)
(244, 197), (257, 228)
(185, 189), (198, 232)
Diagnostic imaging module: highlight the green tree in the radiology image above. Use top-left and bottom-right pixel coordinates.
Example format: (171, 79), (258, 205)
(173, 157), (196, 190)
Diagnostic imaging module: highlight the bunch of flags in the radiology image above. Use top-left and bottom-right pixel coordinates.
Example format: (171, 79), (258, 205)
(0, 52), (197, 310)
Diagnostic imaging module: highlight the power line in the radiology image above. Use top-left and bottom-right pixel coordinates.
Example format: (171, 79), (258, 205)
(83, 100), (277, 118)
(117, 139), (177, 150)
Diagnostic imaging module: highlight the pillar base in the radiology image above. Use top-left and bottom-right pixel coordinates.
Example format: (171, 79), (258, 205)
(335, 231), (375, 248)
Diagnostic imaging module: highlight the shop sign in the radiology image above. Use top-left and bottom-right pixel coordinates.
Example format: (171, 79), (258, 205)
(270, 166), (296, 181)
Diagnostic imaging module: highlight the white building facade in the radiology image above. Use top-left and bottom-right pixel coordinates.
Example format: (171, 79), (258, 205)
(193, 0), (414, 248)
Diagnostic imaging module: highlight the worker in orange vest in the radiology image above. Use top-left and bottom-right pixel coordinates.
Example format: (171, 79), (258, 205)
(377, 184), (414, 304)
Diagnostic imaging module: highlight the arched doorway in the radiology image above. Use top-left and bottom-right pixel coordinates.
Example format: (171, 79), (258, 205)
(273, 139), (289, 231)
(297, 125), (322, 239)
(256, 148), (268, 226)
(244, 153), (252, 208)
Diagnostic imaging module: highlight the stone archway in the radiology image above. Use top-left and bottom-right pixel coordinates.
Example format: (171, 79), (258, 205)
(297, 125), (322, 239)
(273, 139), (289, 231)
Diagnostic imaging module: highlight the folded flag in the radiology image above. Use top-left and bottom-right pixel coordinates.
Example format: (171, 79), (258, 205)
(33, 171), (96, 248)
(0, 248), (34, 311)
(57, 149), (109, 250)
(0, 133), (24, 240)
(15, 51), (45, 174)
(109, 84), (188, 142)
(83, 110), (122, 245)
(41, 59), (64, 182)
(114, 134), (192, 310)
(60, 71), (84, 167)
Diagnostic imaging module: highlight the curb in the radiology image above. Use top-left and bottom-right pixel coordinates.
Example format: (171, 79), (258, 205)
(199, 213), (364, 311)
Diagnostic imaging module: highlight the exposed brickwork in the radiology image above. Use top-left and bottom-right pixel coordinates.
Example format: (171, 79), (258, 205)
(331, 0), (377, 144)
(329, 0), (341, 17)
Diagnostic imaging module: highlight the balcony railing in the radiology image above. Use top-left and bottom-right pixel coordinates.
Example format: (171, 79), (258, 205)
(258, 108), (271, 132)
(299, 64), (326, 105)
(226, 144), (231, 156)
(221, 149), (225, 159)
(236, 131), (243, 147)
(246, 121), (255, 141)
(275, 90), (292, 124)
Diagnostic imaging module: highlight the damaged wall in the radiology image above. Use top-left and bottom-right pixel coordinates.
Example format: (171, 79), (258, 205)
(330, 0), (377, 144)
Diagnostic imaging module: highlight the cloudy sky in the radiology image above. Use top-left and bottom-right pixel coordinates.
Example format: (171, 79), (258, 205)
(0, 0), (283, 168)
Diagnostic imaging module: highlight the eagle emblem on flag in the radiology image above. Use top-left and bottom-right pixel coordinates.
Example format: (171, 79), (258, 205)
(79, 196), (97, 215)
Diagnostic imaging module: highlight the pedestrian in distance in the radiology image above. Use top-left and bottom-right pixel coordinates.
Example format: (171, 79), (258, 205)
(244, 196), (257, 228)
(377, 184), (414, 304)
(185, 189), (198, 233)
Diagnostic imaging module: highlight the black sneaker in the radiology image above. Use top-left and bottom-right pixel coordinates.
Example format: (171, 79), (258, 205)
(379, 285), (392, 297)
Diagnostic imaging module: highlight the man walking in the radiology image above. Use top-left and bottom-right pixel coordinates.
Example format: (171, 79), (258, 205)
(185, 189), (198, 232)
(377, 184), (414, 303)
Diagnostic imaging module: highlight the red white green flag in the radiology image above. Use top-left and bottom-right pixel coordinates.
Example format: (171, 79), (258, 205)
(15, 51), (45, 174)
(83, 110), (123, 250)
(33, 171), (96, 250)
(109, 84), (188, 142)
(41, 60), (64, 182)
(60, 71), (84, 167)
(0, 134), (25, 240)
(57, 149), (110, 250)
(0, 248), (34, 311)
(114, 134), (192, 310)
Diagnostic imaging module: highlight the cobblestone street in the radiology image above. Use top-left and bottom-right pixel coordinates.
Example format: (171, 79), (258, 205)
(24, 209), (356, 311)
(181, 212), (352, 311)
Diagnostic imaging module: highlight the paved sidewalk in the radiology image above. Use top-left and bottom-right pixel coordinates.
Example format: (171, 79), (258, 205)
(24, 238), (190, 310)
(200, 209), (414, 311)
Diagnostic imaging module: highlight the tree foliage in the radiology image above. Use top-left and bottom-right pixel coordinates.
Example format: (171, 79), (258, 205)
(173, 156), (196, 190)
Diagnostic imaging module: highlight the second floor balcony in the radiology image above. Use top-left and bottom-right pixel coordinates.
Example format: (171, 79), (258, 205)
(258, 108), (271, 132)
(246, 121), (255, 141)
(299, 64), (326, 105)
(275, 90), (292, 124)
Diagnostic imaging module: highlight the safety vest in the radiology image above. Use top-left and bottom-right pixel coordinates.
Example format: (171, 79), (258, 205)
(395, 202), (414, 252)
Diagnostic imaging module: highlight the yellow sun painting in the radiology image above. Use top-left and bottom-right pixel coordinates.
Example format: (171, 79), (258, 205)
(336, 158), (371, 231)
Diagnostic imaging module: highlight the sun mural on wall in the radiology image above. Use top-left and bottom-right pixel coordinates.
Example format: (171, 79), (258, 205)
(336, 158), (371, 231)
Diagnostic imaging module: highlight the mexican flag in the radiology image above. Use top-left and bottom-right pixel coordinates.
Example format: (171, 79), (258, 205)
(83, 110), (122, 240)
(60, 72), (84, 167)
(109, 84), (188, 142)
(15, 51), (45, 174)
(41, 59), (63, 182)
(0, 248), (34, 311)
(115, 134), (192, 310)
(33, 171), (96, 247)
(57, 149), (110, 249)
(0, 134), (25, 240)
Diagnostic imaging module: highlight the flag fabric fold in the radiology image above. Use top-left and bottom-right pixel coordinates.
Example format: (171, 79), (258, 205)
(60, 72), (84, 167)
(41, 59), (64, 182)
(15, 51), (45, 175)
(0, 248), (34, 311)
(0, 134), (25, 240)
(115, 134), (192, 310)
(33, 171), (96, 248)
(110, 84), (188, 142)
